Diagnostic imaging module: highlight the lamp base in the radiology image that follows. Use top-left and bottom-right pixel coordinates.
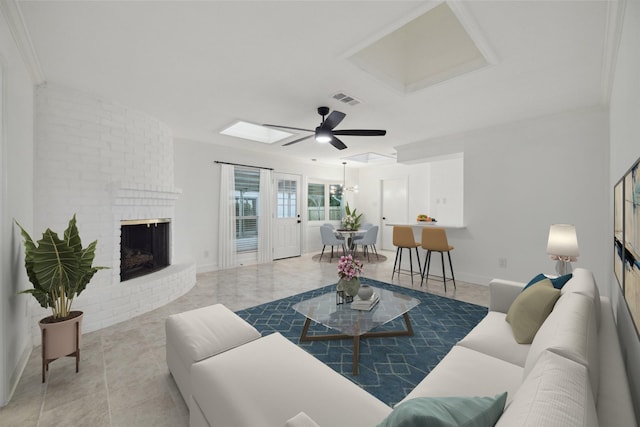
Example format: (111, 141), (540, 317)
(555, 260), (573, 276)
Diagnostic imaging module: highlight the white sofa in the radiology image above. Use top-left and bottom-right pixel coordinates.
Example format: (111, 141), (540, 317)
(166, 268), (637, 427)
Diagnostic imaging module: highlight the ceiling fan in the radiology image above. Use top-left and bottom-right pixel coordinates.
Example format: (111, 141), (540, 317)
(263, 106), (386, 150)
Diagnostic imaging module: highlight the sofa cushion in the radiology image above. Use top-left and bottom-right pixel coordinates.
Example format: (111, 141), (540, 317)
(191, 332), (392, 427)
(506, 279), (560, 344)
(524, 292), (599, 398)
(496, 350), (597, 427)
(399, 346), (523, 406)
(457, 311), (530, 367)
(377, 393), (507, 427)
(523, 273), (572, 291)
(165, 304), (261, 366)
(561, 268), (601, 329)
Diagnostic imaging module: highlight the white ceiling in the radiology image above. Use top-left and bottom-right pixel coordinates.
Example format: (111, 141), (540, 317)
(16, 0), (616, 167)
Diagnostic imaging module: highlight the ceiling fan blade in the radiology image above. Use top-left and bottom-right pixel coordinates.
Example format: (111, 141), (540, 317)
(320, 111), (346, 131)
(333, 129), (387, 136)
(282, 134), (314, 146)
(329, 136), (348, 150)
(263, 124), (314, 133)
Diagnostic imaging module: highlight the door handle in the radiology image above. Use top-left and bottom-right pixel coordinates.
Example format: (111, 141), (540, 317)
(382, 217), (387, 220)
(297, 220), (301, 224)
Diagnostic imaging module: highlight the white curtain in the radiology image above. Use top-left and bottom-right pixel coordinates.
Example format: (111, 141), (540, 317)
(257, 168), (273, 263)
(218, 164), (237, 269)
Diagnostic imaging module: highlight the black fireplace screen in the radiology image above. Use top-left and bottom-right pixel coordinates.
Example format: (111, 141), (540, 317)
(120, 219), (170, 281)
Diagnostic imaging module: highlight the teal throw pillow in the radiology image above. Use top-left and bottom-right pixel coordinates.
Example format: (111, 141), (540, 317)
(549, 273), (573, 289)
(523, 273), (572, 291)
(377, 392), (507, 427)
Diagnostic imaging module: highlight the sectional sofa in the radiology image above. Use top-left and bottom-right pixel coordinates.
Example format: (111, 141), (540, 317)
(165, 268), (637, 426)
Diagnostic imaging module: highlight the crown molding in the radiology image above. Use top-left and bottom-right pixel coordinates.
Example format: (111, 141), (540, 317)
(600, 0), (626, 107)
(0, 0), (45, 84)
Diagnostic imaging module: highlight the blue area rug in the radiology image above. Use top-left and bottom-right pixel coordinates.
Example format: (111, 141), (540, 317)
(235, 278), (487, 406)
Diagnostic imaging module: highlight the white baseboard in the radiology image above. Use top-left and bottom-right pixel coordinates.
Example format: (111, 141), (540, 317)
(4, 343), (32, 406)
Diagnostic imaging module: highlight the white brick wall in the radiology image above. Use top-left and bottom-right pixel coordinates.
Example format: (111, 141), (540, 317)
(29, 83), (195, 344)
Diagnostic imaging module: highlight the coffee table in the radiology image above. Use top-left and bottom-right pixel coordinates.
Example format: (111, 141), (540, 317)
(292, 286), (420, 375)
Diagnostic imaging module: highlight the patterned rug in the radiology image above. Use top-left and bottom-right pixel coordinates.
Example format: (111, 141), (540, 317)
(235, 278), (487, 406)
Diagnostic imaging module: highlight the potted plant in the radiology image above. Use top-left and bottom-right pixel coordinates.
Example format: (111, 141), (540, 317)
(342, 203), (363, 230)
(15, 214), (107, 382)
(336, 254), (363, 299)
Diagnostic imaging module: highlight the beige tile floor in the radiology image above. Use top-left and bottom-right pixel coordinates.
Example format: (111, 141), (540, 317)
(0, 251), (488, 427)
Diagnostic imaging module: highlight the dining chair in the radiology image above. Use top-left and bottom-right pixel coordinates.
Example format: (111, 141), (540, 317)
(322, 223), (335, 229)
(319, 225), (346, 263)
(420, 227), (456, 291)
(352, 222), (372, 247)
(391, 226), (422, 284)
(355, 226), (379, 262)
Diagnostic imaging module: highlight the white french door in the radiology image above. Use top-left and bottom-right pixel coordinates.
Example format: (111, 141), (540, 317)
(273, 173), (302, 259)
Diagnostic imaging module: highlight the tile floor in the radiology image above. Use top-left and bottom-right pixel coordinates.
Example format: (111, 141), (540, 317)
(0, 251), (488, 427)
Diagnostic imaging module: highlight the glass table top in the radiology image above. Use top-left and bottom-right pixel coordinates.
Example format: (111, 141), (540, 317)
(292, 286), (420, 336)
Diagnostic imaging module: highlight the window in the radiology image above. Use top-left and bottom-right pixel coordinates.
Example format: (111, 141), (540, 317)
(235, 168), (260, 252)
(307, 181), (343, 222)
(329, 184), (343, 220)
(308, 183), (325, 221)
(277, 179), (297, 218)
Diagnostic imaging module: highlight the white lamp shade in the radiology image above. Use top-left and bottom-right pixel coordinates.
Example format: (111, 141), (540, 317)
(546, 224), (580, 257)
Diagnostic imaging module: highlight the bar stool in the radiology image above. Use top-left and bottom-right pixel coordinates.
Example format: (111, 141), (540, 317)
(391, 226), (422, 284)
(420, 227), (456, 291)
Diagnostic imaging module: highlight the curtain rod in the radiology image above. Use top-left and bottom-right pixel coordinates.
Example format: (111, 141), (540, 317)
(214, 161), (273, 171)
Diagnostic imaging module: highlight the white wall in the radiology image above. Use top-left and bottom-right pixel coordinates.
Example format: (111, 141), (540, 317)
(0, 8), (35, 406)
(383, 108), (609, 286)
(610, 0), (640, 419)
(173, 138), (346, 272)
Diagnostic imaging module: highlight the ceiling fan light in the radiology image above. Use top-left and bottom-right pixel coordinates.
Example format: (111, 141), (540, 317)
(315, 128), (332, 143)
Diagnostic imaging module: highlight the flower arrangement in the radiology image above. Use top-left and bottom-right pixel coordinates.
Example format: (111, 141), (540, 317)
(341, 203), (363, 230)
(337, 254), (363, 281)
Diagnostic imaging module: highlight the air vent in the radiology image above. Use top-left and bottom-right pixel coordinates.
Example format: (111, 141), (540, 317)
(332, 92), (361, 106)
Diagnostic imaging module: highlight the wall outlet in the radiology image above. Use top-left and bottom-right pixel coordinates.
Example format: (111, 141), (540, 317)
(498, 257), (507, 268)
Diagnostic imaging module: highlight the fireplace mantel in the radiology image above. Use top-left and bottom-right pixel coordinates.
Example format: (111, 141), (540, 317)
(111, 182), (182, 206)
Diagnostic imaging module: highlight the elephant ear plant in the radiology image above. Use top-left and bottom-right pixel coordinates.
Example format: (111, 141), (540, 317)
(16, 214), (108, 320)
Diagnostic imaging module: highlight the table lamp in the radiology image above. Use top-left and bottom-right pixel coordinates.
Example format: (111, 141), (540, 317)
(546, 224), (579, 276)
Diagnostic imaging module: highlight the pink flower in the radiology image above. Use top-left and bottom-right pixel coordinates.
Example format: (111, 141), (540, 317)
(337, 255), (363, 280)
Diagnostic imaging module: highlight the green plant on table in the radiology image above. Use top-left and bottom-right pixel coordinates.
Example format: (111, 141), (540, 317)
(342, 203), (363, 230)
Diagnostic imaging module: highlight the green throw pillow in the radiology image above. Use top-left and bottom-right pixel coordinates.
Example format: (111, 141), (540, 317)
(506, 278), (560, 344)
(377, 393), (507, 427)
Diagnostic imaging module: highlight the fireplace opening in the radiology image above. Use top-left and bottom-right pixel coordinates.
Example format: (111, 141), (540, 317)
(120, 219), (170, 281)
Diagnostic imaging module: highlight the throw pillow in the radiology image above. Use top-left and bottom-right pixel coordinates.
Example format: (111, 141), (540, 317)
(376, 393), (507, 427)
(506, 279), (561, 344)
(522, 273), (572, 291)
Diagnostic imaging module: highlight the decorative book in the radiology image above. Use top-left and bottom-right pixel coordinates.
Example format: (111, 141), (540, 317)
(351, 293), (380, 311)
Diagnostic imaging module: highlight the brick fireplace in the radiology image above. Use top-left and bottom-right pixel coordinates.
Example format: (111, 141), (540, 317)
(32, 83), (196, 341)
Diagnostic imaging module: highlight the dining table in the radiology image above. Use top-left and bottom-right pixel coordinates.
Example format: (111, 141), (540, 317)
(335, 229), (365, 256)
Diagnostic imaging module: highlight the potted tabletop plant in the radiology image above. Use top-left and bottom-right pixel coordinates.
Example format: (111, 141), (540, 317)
(342, 203), (363, 230)
(337, 254), (363, 299)
(15, 214), (107, 382)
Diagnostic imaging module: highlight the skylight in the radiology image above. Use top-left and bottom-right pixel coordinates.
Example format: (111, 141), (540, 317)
(220, 121), (293, 144)
(348, 2), (493, 93)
